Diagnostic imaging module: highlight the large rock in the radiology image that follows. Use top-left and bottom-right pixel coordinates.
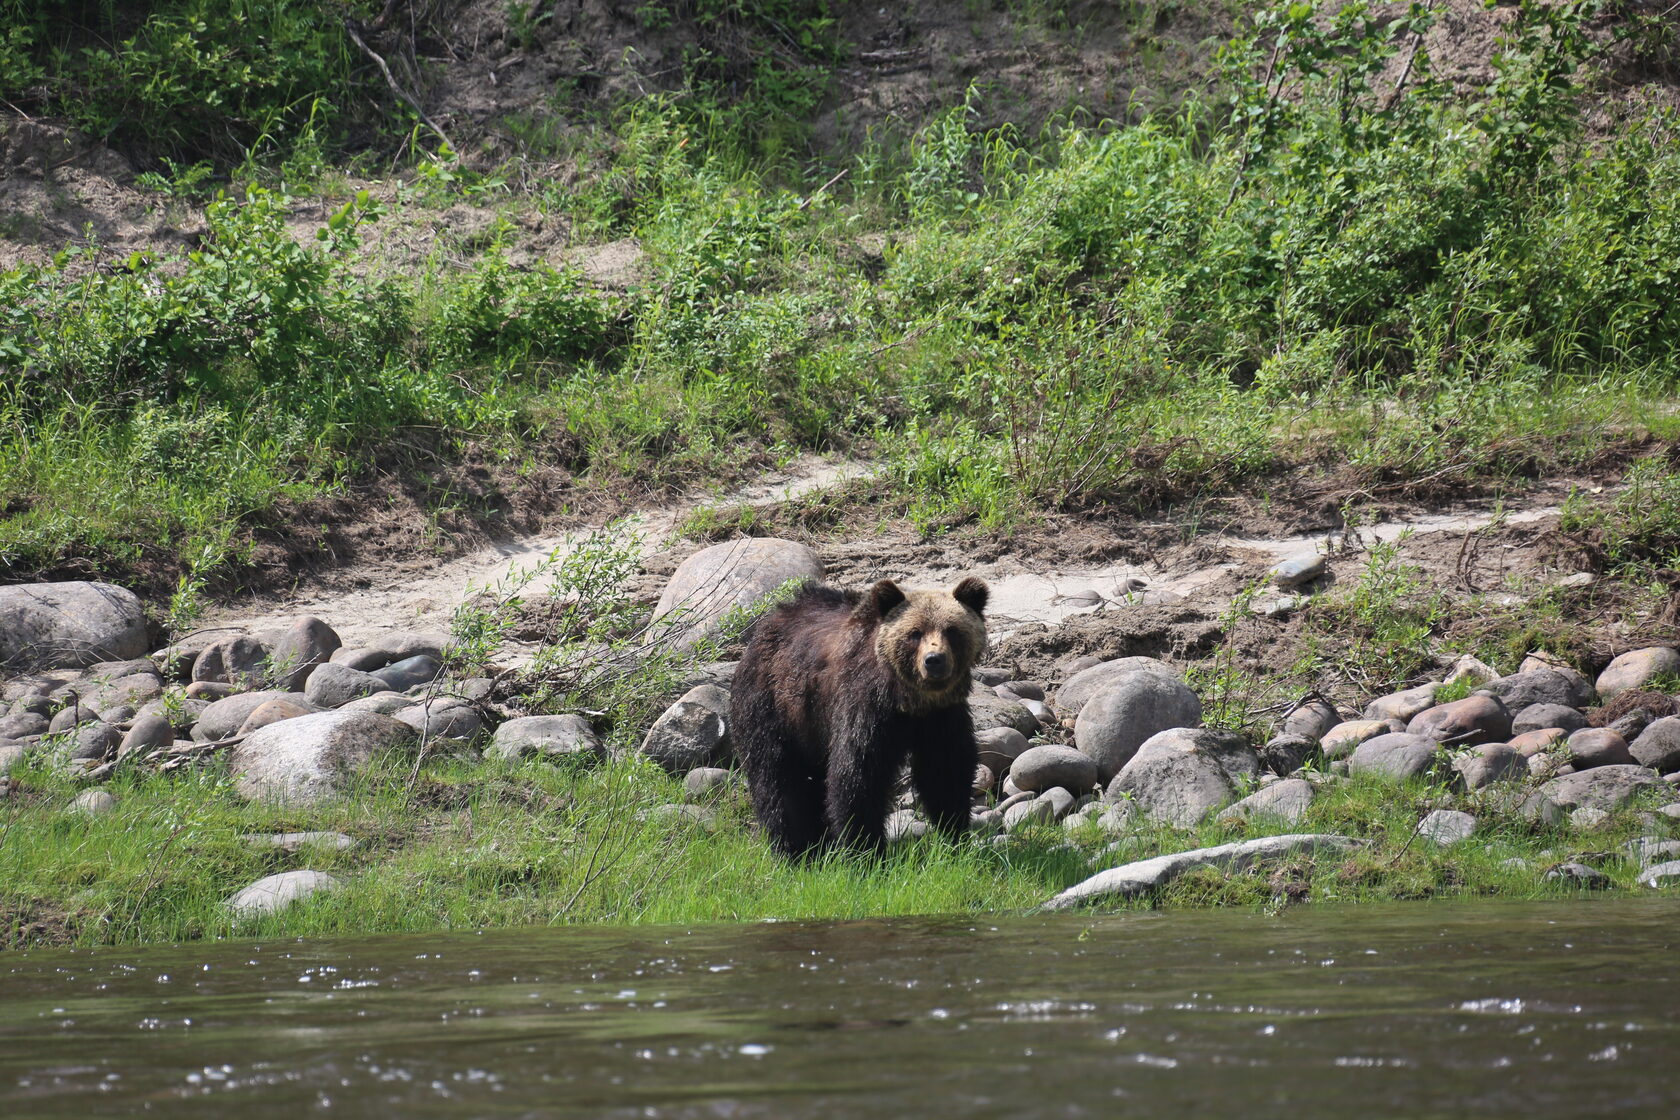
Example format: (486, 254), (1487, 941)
(82, 672), (162, 714)
(119, 713), (175, 760)
(1452, 744), (1527, 790)
(230, 711), (417, 805)
(1539, 765), (1661, 813)
(1054, 657), (1179, 718)
(1010, 745), (1099, 795)
(268, 617), (342, 691)
(1406, 695), (1512, 746)
(1566, 727), (1633, 770)
(191, 635), (270, 688)
(1630, 717), (1680, 774)
(969, 692), (1040, 737)
(226, 870), (344, 918)
(1346, 733), (1440, 782)
(652, 538), (823, 647)
(1043, 834), (1363, 909)
(1106, 728), (1258, 828)
(0, 582), (148, 669)
(1512, 703), (1588, 736)
(237, 697), (322, 735)
(974, 726), (1031, 772)
(1416, 810), (1477, 846)
(640, 684), (731, 772)
(1364, 683), (1440, 724)
(1217, 778), (1315, 825)
(373, 654), (442, 692)
(1257, 733), (1316, 776)
(1281, 699), (1340, 741)
(1596, 647), (1680, 701)
(1486, 668), (1595, 712)
(1320, 719), (1390, 760)
(490, 714), (603, 762)
(1074, 673), (1203, 783)
(192, 690), (298, 742)
(304, 662), (386, 709)
(395, 698), (483, 742)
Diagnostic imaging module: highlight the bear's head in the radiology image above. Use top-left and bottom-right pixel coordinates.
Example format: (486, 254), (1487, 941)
(859, 576), (989, 712)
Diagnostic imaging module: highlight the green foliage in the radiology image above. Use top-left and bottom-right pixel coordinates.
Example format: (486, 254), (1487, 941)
(1, 1), (376, 164)
(1560, 456), (1680, 574)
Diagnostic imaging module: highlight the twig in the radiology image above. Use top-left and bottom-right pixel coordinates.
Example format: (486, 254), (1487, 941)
(798, 166), (848, 210)
(344, 17), (455, 153)
(1383, 1), (1438, 111)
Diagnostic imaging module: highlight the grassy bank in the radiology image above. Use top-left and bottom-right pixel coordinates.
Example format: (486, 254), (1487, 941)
(5, 2), (1680, 597)
(4, 746), (1674, 950)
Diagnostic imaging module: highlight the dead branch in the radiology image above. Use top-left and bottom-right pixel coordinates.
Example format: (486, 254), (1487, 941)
(344, 17), (456, 153)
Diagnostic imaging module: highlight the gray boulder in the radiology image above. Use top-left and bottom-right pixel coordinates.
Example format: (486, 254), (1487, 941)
(683, 766), (735, 797)
(0, 581), (148, 669)
(230, 711), (417, 805)
(1270, 552), (1327, 588)
(1074, 672), (1203, 783)
(974, 726), (1031, 773)
(70, 789), (117, 815)
(1054, 657), (1179, 718)
(1597, 647), (1680, 701)
(1320, 719), (1391, 760)
(1566, 728), (1633, 770)
(226, 870), (344, 918)
(395, 698), (483, 742)
(1217, 778), (1315, 825)
(1540, 765), (1661, 813)
(1043, 833), (1363, 909)
(1416, 810), (1477, 846)
(1452, 744), (1527, 790)
(374, 654), (442, 692)
(192, 635), (271, 688)
(1630, 717), (1680, 774)
(489, 714), (603, 763)
(1010, 745), (1099, 796)
(338, 691), (412, 714)
(652, 538), (823, 647)
(192, 690), (298, 742)
(1346, 733), (1440, 782)
(68, 721), (120, 762)
(968, 692), (1040, 737)
(1364, 683), (1440, 724)
(1486, 668), (1595, 712)
(268, 617), (342, 691)
(640, 685), (731, 772)
(1637, 860), (1680, 889)
(1106, 728), (1258, 828)
(304, 662), (386, 709)
(1406, 695), (1512, 746)
(1512, 703), (1588, 736)
(236, 697), (321, 735)
(119, 713), (175, 760)
(1282, 699), (1339, 741)
(0, 711), (47, 738)
(1257, 733), (1316, 776)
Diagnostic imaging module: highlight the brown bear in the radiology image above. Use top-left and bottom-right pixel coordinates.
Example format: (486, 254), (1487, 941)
(731, 576), (989, 859)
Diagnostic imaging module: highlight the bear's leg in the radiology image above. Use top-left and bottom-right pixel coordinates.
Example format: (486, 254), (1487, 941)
(825, 741), (898, 855)
(745, 748), (828, 860)
(910, 712), (978, 842)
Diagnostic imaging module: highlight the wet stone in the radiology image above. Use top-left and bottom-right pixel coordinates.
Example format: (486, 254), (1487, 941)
(1637, 860), (1680, 889)
(1544, 862), (1611, 889)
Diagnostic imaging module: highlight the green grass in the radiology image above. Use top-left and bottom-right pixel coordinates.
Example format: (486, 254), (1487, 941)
(5, 750), (1672, 950)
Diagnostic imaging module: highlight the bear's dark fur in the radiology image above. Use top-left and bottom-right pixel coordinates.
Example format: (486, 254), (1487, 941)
(731, 576), (989, 858)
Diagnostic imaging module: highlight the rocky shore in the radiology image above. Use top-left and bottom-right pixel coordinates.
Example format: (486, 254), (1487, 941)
(5, 535), (1680, 926)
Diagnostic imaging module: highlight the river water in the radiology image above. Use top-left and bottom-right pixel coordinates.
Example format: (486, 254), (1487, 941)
(3, 898), (1677, 1117)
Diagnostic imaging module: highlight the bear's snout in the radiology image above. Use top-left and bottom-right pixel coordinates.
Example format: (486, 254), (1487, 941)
(921, 648), (952, 680)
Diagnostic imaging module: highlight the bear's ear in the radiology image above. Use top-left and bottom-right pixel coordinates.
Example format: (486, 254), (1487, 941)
(952, 576), (988, 615)
(858, 579), (906, 620)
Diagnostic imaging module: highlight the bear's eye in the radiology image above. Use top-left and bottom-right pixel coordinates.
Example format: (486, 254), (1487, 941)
(907, 629), (924, 641)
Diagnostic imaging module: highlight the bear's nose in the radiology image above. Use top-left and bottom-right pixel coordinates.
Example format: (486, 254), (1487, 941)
(922, 650), (951, 679)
